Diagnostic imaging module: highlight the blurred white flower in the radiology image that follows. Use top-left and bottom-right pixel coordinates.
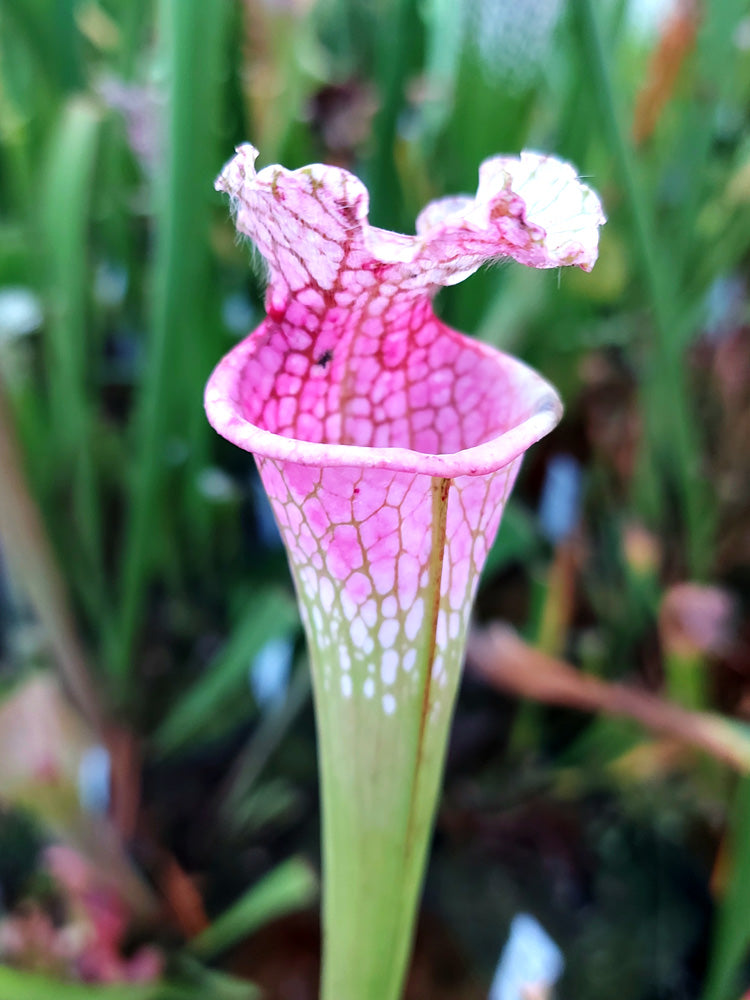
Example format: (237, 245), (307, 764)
(250, 636), (294, 709)
(0, 287), (43, 342)
(489, 913), (564, 1000)
(77, 744), (112, 815)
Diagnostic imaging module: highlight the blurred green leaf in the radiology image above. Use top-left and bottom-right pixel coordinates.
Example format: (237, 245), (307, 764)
(573, 0), (715, 578)
(113, 0), (231, 687)
(0, 967), (160, 1000)
(703, 777), (750, 1000)
(191, 857), (318, 959)
(0, 385), (103, 728)
(0, 965), (258, 1000)
(0, 0), (83, 93)
(40, 95), (107, 626)
(154, 589), (298, 754)
(41, 94), (99, 391)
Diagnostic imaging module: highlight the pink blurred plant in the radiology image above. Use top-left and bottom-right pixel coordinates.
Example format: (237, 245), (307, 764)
(660, 582), (736, 661)
(206, 144), (604, 1000)
(0, 846), (162, 985)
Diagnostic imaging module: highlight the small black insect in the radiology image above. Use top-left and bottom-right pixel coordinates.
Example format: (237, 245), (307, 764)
(315, 349), (334, 368)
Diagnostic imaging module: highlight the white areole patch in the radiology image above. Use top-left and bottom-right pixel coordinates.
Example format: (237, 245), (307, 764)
(436, 611), (448, 647)
(361, 598), (378, 629)
(319, 577), (335, 613)
(341, 674), (353, 698)
(340, 589), (358, 621)
(382, 693), (397, 715)
(404, 598), (424, 641)
(350, 616), (368, 648)
(381, 595), (398, 618)
(449, 611), (462, 641)
(381, 649), (398, 685)
(378, 618), (399, 649)
(363, 677), (375, 698)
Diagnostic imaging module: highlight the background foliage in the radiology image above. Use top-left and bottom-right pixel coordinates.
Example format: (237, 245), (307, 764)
(1, 0), (750, 997)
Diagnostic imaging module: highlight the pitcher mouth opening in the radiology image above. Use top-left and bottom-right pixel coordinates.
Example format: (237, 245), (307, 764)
(204, 332), (563, 478)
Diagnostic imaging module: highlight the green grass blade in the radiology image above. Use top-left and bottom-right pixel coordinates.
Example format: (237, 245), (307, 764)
(191, 857), (318, 959)
(113, 0), (230, 687)
(41, 95), (108, 623)
(41, 98), (99, 427)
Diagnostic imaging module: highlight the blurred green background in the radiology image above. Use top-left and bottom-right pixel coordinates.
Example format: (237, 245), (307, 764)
(1, 0), (750, 997)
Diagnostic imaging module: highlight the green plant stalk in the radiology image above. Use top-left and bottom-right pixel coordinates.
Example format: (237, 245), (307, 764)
(297, 478), (455, 1000)
(574, 0), (714, 578)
